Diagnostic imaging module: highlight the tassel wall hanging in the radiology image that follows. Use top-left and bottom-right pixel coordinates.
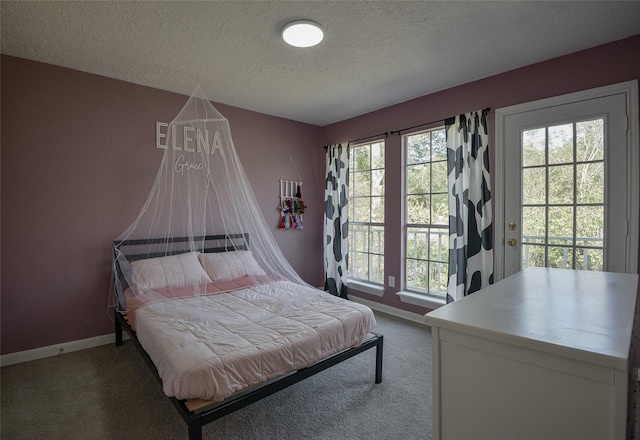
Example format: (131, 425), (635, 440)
(278, 158), (306, 230)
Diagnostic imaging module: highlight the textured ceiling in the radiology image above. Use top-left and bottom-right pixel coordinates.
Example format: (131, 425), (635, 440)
(2, 1), (640, 126)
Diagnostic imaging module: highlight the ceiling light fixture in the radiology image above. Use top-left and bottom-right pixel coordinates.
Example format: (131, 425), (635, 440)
(281, 20), (324, 48)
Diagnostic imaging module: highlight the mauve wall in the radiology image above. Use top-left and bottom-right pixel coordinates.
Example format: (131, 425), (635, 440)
(0, 55), (323, 355)
(322, 34), (640, 315)
(2, 34), (640, 355)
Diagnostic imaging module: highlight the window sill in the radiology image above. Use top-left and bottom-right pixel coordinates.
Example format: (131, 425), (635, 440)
(347, 280), (385, 297)
(397, 291), (446, 309)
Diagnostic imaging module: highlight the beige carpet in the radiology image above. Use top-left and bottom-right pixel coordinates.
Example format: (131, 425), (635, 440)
(1, 311), (433, 440)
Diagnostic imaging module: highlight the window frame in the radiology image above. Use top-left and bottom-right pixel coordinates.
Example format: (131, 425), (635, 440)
(402, 126), (449, 300)
(347, 140), (385, 289)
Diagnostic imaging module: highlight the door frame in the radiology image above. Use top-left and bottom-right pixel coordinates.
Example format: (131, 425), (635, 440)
(494, 80), (639, 281)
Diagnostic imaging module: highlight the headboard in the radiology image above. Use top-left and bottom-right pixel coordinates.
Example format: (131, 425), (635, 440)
(113, 233), (249, 262)
(112, 233), (250, 295)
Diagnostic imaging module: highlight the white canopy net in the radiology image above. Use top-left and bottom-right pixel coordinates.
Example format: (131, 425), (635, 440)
(110, 85), (307, 313)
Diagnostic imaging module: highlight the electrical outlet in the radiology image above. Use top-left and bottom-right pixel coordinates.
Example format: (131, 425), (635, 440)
(388, 276), (395, 288)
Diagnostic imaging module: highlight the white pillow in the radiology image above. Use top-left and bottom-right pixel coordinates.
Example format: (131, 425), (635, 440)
(131, 251), (212, 290)
(198, 250), (266, 281)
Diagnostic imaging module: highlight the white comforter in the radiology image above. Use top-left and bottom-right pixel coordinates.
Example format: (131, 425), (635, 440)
(134, 280), (376, 402)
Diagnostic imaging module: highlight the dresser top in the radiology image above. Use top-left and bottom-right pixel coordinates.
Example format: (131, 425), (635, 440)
(424, 268), (639, 369)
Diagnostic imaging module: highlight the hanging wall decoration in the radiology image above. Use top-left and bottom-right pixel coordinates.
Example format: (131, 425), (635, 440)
(278, 157), (306, 230)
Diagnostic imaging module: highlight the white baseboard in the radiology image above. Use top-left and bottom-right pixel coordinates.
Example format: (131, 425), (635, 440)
(2, 298), (424, 367)
(348, 294), (427, 325)
(1, 332), (129, 367)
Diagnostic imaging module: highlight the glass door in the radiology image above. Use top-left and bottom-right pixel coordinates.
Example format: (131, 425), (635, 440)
(501, 92), (631, 278)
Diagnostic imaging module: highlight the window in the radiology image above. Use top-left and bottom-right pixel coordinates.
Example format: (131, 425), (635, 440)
(520, 120), (606, 271)
(405, 128), (448, 297)
(348, 141), (385, 285)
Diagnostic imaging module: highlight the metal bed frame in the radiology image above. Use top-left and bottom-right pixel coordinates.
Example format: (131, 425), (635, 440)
(112, 234), (384, 440)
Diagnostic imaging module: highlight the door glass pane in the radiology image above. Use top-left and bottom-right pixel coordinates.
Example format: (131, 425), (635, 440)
(548, 164), (574, 205)
(576, 206), (604, 247)
(576, 162), (604, 204)
(523, 244), (545, 269)
(576, 248), (603, 271)
(548, 246), (573, 269)
(522, 167), (546, 205)
(522, 128), (546, 167)
(548, 124), (574, 165)
(519, 116), (606, 274)
(522, 206), (546, 244)
(548, 206), (574, 245)
(576, 119), (604, 162)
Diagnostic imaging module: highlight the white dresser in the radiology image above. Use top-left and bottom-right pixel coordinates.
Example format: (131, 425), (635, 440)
(424, 268), (639, 440)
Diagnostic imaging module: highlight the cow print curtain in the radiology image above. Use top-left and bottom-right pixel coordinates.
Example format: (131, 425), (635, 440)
(324, 143), (349, 298)
(446, 109), (493, 302)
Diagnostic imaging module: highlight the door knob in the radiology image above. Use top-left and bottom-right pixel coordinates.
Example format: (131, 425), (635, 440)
(507, 238), (518, 247)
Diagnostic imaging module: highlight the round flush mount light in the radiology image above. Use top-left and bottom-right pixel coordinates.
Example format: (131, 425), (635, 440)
(282, 20), (324, 48)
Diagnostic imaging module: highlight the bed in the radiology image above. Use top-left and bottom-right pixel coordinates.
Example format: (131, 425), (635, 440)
(112, 234), (383, 440)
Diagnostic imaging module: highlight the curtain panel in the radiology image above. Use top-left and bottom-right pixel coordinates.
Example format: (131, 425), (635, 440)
(446, 109), (494, 302)
(324, 143), (349, 298)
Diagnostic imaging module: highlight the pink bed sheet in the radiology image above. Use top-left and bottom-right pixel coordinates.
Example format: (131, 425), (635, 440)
(124, 275), (277, 330)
